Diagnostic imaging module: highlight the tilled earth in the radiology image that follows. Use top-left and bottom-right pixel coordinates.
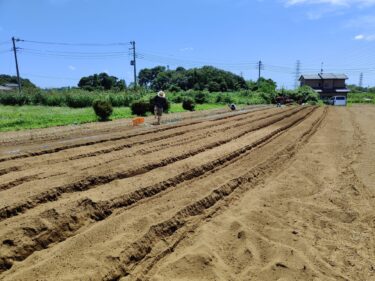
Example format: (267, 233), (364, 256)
(0, 105), (374, 281)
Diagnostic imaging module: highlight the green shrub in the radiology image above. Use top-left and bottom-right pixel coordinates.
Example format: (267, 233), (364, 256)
(109, 94), (128, 107)
(222, 94), (234, 104)
(171, 94), (183, 103)
(45, 94), (66, 106)
(182, 98), (195, 111)
(194, 92), (208, 104)
(30, 92), (47, 105)
(208, 81), (220, 92)
(131, 100), (150, 116)
(168, 84), (181, 92)
(0, 92), (29, 105)
(260, 92), (277, 104)
(66, 94), (94, 108)
(92, 99), (113, 121)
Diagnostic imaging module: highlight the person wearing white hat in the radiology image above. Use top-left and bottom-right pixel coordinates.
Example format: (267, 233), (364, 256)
(153, 91), (167, 125)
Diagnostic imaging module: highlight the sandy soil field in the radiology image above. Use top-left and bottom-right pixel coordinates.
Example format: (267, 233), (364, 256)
(0, 105), (374, 281)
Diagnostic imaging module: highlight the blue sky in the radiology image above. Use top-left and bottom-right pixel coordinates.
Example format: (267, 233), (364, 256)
(0, 0), (375, 88)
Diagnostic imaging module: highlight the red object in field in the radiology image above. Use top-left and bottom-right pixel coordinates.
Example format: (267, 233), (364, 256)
(132, 117), (145, 126)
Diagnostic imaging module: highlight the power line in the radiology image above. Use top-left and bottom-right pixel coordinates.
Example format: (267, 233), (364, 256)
(20, 48), (128, 55)
(19, 49), (128, 60)
(19, 39), (128, 47)
(23, 73), (79, 81)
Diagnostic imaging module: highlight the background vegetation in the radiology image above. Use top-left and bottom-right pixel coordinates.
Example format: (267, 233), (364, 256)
(1, 65), (373, 132)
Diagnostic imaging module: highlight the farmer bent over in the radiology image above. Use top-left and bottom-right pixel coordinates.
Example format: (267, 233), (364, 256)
(154, 91), (168, 125)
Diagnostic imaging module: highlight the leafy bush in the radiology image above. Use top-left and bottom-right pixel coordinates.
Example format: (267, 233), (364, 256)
(208, 81), (220, 92)
(222, 94), (234, 104)
(260, 92), (277, 104)
(290, 86), (319, 103)
(92, 99), (113, 121)
(66, 94), (94, 108)
(168, 84), (181, 92)
(182, 98), (195, 111)
(30, 92), (47, 105)
(44, 94), (66, 106)
(108, 93), (136, 107)
(215, 94), (223, 103)
(131, 100), (150, 116)
(171, 94), (183, 103)
(0, 92), (29, 105)
(194, 92), (208, 104)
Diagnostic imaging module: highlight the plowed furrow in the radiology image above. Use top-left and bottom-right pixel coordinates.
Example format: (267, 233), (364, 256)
(66, 107), (294, 161)
(0, 107), (268, 164)
(0, 175), (40, 192)
(0, 107), (276, 177)
(0, 107), (315, 272)
(99, 108), (328, 280)
(0, 107), (308, 221)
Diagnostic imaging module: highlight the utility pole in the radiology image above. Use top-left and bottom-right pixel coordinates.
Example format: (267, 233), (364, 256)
(359, 72), (363, 88)
(320, 62), (324, 75)
(129, 41), (137, 89)
(12, 37), (21, 93)
(294, 60), (301, 89)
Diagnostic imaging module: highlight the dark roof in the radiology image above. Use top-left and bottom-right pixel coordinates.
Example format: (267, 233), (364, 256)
(319, 73), (348, 79)
(299, 74), (320, 80)
(299, 73), (348, 80)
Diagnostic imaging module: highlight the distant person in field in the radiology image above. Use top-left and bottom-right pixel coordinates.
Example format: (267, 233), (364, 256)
(154, 91), (168, 125)
(228, 103), (237, 111)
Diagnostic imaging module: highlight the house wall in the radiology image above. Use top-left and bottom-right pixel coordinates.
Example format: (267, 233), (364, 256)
(301, 78), (346, 90)
(333, 79), (346, 88)
(302, 79), (321, 88)
(320, 92), (348, 99)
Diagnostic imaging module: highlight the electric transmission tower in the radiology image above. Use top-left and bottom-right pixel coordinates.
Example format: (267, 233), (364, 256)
(359, 72), (363, 88)
(294, 60), (301, 89)
(257, 60), (264, 86)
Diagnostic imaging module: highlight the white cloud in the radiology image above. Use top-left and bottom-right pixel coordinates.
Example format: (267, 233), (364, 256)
(179, 47), (194, 52)
(68, 65), (76, 71)
(354, 33), (375, 40)
(285, 0), (375, 7)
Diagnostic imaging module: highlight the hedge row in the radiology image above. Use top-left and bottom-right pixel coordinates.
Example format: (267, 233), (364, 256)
(0, 89), (269, 108)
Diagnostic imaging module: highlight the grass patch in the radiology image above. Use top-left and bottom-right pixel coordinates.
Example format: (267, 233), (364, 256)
(347, 92), (375, 104)
(0, 103), (229, 132)
(0, 105), (133, 132)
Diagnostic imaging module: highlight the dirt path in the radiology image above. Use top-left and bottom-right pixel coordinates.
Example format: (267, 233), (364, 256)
(0, 105), (373, 281)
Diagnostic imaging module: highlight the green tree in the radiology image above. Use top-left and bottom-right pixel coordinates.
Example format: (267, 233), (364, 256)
(137, 66), (247, 92)
(78, 73), (126, 91)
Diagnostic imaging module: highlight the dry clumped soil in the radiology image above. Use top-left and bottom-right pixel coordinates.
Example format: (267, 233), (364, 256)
(0, 104), (374, 281)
